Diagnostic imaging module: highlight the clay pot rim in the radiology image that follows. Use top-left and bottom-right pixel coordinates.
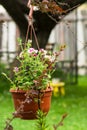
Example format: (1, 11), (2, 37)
(10, 86), (53, 93)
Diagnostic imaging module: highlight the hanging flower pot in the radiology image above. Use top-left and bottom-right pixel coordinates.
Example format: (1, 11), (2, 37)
(10, 87), (52, 120)
(2, 39), (65, 120)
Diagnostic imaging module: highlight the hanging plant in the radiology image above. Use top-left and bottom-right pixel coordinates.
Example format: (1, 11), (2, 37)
(3, 37), (65, 120)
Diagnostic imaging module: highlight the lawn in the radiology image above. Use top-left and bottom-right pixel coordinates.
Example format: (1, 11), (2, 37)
(0, 76), (87, 130)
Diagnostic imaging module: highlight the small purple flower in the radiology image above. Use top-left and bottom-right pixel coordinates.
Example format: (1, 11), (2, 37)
(28, 48), (38, 54)
(13, 67), (19, 72)
(28, 48), (35, 54)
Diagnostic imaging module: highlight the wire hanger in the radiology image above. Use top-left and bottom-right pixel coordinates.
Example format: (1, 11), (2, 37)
(25, 0), (40, 50)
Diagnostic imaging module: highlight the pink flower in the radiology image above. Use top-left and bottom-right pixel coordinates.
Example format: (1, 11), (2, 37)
(28, 48), (35, 53)
(13, 67), (19, 72)
(28, 48), (38, 54)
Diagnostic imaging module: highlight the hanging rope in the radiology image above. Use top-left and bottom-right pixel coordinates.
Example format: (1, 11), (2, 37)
(31, 23), (40, 50)
(25, 20), (30, 47)
(25, 0), (40, 50)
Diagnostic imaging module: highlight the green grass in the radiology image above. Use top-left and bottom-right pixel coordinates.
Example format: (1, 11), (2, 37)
(0, 76), (87, 130)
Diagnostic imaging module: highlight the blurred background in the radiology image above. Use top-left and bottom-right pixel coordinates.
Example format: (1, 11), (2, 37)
(0, 1), (87, 130)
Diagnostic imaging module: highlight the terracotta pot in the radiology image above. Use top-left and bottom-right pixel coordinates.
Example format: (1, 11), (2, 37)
(10, 87), (53, 120)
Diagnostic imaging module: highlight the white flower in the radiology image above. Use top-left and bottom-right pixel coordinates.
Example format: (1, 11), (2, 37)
(39, 49), (47, 55)
(28, 39), (32, 43)
(19, 52), (23, 58)
(44, 55), (55, 62)
(34, 50), (38, 53)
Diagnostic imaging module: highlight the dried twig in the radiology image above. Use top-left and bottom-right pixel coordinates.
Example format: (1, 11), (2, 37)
(53, 113), (68, 130)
